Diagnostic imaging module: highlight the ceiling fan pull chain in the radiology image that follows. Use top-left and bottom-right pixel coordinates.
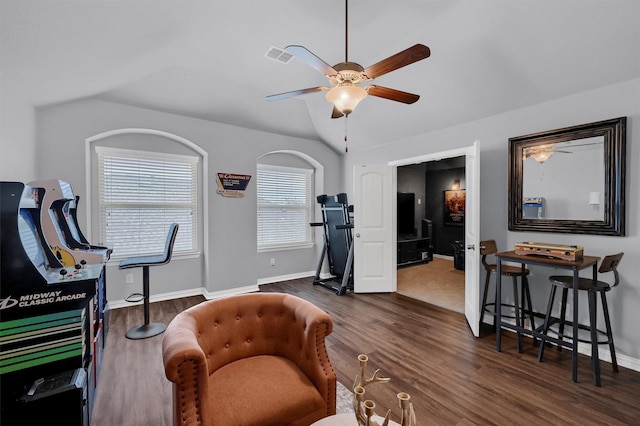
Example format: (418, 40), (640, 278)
(344, 115), (349, 153)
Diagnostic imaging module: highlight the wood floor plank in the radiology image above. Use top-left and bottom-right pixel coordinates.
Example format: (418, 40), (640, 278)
(91, 280), (640, 425)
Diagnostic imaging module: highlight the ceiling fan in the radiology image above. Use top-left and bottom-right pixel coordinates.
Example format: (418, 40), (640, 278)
(265, 0), (430, 120)
(524, 140), (602, 163)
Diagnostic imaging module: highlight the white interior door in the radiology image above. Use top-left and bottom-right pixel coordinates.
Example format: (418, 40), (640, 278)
(464, 141), (481, 337)
(353, 165), (396, 293)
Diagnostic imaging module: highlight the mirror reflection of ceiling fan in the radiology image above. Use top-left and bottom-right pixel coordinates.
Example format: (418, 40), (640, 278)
(524, 140), (602, 163)
(265, 0), (430, 127)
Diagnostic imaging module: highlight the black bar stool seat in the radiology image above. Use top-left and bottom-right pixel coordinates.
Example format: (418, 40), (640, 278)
(119, 223), (179, 340)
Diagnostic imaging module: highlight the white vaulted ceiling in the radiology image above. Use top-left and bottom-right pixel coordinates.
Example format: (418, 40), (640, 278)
(1, 0), (639, 153)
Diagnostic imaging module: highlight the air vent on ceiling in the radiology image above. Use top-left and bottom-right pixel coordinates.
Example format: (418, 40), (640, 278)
(265, 46), (294, 64)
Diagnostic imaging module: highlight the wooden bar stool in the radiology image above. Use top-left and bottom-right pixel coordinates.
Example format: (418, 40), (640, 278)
(537, 252), (623, 386)
(480, 240), (536, 339)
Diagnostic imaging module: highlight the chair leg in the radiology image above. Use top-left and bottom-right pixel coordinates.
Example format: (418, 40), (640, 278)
(125, 265), (166, 340)
(480, 270), (491, 328)
(522, 276), (536, 344)
(600, 290), (619, 372)
(538, 285), (557, 362)
(557, 288), (569, 351)
(143, 265), (150, 326)
(512, 276), (522, 353)
(588, 289), (601, 386)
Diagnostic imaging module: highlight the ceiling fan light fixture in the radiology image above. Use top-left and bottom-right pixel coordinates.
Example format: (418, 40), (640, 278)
(531, 151), (553, 163)
(524, 143), (555, 163)
(325, 83), (367, 116)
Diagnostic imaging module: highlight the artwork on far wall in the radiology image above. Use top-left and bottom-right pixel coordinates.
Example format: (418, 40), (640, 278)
(444, 189), (465, 226)
(216, 172), (251, 198)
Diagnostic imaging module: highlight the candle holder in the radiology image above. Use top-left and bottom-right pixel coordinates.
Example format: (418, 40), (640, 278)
(352, 354), (416, 426)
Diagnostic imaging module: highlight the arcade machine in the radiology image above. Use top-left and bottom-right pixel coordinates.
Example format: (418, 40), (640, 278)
(28, 179), (112, 368)
(0, 182), (107, 425)
(27, 179), (111, 267)
(310, 193), (354, 296)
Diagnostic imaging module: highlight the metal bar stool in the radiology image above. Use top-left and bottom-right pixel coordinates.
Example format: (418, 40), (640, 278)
(119, 223), (179, 339)
(480, 240), (536, 340)
(537, 252), (623, 386)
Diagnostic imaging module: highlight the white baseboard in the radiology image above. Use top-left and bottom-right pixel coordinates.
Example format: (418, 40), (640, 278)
(107, 287), (205, 310)
(576, 341), (640, 373)
(107, 274), (316, 310)
(107, 285), (259, 310)
(202, 284), (259, 300)
(493, 319), (640, 373)
(109, 270), (323, 309)
(257, 271), (315, 285)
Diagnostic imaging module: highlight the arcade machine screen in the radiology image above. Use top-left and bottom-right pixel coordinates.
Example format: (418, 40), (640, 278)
(15, 188), (59, 281)
(17, 212), (50, 275)
(62, 201), (83, 243)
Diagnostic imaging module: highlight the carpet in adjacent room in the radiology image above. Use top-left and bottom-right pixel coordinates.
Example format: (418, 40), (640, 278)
(396, 257), (465, 313)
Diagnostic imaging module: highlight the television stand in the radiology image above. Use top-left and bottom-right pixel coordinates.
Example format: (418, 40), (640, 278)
(397, 235), (432, 267)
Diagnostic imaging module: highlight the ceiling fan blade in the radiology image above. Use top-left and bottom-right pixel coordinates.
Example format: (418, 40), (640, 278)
(363, 44), (431, 79)
(555, 141), (603, 149)
(284, 45), (338, 76)
(331, 106), (344, 119)
(367, 85), (420, 104)
(265, 86), (329, 102)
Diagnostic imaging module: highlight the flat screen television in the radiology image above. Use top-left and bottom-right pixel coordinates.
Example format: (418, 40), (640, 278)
(397, 192), (415, 236)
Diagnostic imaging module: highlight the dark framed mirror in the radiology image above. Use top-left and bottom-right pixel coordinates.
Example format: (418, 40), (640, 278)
(508, 117), (626, 236)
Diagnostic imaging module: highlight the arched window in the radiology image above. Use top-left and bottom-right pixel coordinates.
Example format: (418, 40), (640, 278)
(256, 150), (323, 252)
(96, 146), (199, 259)
(257, 164), (314, 250)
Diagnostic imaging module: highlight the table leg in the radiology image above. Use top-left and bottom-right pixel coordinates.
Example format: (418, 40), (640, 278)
(496, 259), (502, 352)
(572, 269), (579, 382)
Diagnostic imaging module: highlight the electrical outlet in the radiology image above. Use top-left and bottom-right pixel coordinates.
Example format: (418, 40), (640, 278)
(270, 258), (276, 267)
(126, 273), (134, 284)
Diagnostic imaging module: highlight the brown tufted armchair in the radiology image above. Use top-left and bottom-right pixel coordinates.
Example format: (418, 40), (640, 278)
(162, 292), (337, 426)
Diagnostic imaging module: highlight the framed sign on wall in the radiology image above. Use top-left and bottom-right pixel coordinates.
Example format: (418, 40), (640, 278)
(216, 173), (251, 198)
(444, 189), (465, 226)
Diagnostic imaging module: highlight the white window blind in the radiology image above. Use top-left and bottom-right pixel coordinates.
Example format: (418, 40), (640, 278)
(96, 147), (198, 260)
(257, 164), (313, 250)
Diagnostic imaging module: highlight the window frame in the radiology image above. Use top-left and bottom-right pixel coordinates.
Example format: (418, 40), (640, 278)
(257, 163), (314, 252)
(95, 146), (199, 260)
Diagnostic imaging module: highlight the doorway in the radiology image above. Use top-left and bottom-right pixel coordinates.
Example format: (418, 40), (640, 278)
(354, 142), (480, 335)
(395, 157), (466, 313)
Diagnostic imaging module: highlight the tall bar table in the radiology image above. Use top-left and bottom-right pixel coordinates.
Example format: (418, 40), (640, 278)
(495, 251), (600, 383)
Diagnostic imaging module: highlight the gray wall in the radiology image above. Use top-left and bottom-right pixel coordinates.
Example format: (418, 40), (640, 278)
(424, 163), (465, 256)
(0, 97), (36, 182)
(342, 78), (640, 364)
(33, 99), (340, 303)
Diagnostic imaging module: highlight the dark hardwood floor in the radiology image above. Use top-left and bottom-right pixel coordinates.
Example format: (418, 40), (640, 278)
(92, 278), (640, 425)
(91, 296), (205, 426)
